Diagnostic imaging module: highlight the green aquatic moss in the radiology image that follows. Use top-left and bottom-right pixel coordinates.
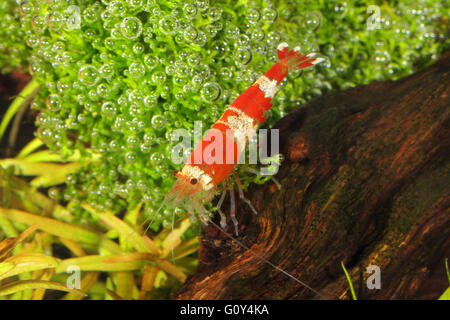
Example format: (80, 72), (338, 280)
(0, 0), (448, 229)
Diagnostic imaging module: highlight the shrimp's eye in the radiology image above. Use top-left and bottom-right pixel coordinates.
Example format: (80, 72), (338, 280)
(190, 178), (198, 185)
(172, 170), (179, 177)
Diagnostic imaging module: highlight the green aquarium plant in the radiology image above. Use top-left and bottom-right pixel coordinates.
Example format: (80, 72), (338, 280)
(0, 0), (448, 236)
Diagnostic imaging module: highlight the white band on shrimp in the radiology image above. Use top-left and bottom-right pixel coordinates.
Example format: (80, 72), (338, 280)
(254, 75), (279, 99)
(181, 164), (214, 191)
(277, 42), (289, 51)
(217, 107), (257, 140)
(312, 57), (325, 65)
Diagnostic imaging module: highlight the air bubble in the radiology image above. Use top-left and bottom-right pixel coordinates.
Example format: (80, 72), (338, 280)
(184, 26), (198, 42)
(125, 151), (137, 164)
(194, 32), (207, 46)
(97, 83), (111, 98)
(266, 31), (281, 47)
(151, 115), (166, 130)
(132, 43), (145, 55)
(128, 0), (144, 9)
(208, 7), (222, 21)
(144, 94), (157, 107)
(19, 1), (35, 15)
(334, 3), (348, 18)
(101, 102), (117, 116)
(31, 15), (46, 33)
(127, 135), (139, 148)
(38, 36), (51, 50)
(192, 74), (204, 87)
(196, 0), (209, 11)
(262, 8), (278, 23)
(108, 1), (124, 16)
(152, 71), (166, 85)
(175, 62), (191, 77)
(247, 8), (261, 24)
(48, 12), (64, 31)
(79, 65), (99, 86)
(251, 28), (265, 41)
(220, 67), (232, 80)
(99, 63), (115, 79)
(129, 62), (146, 77)
(237, 35), (250, 47)
(46, 94), (61, 111)
(141, 142), (152, 153)
(104, 37), (117, 50)
(303, 11), (322, 32)
(234, 47), (252, 65)
(143, 133), (155, 144)
(128, 90), (144, 105)
(52, 41), (65, 52)
(150, 152), (164, 164)
(143, 54), (159, 69)
(48, 187), (59, 200)
(371, 50), (391, 65)
(83, 6), (99, 23)
(225, 25), (239, 39)
(120, 17), (143, 39)
(201, 82), (221, 102)
(194, 64), (210, 79)
(159, 16), (179, 34)
(205, 25), (217, 38)
(184, 4), (198, 20)
(25, 34), (39, 48)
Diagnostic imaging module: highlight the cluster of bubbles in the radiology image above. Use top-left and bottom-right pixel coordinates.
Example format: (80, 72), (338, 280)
(0, 1), (30, 72)
(2, 0), (447, 228)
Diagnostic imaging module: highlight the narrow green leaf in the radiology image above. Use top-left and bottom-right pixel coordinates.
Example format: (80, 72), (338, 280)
(0, 224), (39, 261)
(22, 149), (100, 163)
(0, 208), (100, 245)
(0, 253), (60, 281)
(0, 280), (84, 297)
(56, 255), (145, 273)
(0, 262), (14, 275)
(0, 79), (40, 143)
(172, 237), (200, 261)
(3, 174), (73, 222)
(30, 163), (80, 188)
(84, 205), (159, 255)
(161, 218), (192, 258)
(341, 261), (357, 300)
(0, 159), (79, 180)
(0, 208), (121, 255)
(445, 258), (449, 285)
(16, 138), (44, 159)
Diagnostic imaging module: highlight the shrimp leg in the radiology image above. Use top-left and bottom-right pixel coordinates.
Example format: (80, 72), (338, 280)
(234, 173), (258, 216)
(216, 180), (228, 228)
(228, 177), (239, 236)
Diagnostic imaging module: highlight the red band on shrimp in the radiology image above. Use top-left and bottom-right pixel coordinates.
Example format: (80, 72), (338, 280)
(264, 63), (288, 84)
(232, 92), (267, 124)
(297, 60), (314, 69)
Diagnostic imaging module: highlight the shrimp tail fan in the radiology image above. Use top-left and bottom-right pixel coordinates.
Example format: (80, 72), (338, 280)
(277, 42), (325, 71)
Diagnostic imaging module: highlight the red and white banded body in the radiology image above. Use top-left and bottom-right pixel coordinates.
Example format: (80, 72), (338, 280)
(163, 43), (323, 232)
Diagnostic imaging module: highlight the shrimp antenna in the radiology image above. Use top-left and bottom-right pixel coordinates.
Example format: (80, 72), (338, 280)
(171, 205), (175, 261)
(142, 198), (165, 237)
(207, 218), (325, 299)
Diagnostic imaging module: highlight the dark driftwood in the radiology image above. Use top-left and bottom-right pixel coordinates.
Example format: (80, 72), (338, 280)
(175, 53), (450, 300)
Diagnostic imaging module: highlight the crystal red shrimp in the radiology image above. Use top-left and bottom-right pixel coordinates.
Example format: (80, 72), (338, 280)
(161, 43), (324, 232)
